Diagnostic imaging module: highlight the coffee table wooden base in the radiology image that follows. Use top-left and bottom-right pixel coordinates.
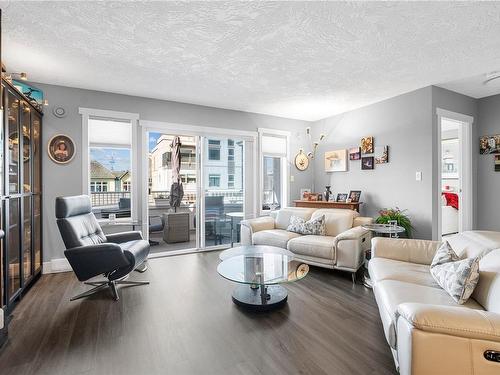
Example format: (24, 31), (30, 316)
(231, 284), (288, 312)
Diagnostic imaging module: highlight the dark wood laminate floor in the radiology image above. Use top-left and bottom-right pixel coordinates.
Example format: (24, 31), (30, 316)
(0, 251), (396, 375)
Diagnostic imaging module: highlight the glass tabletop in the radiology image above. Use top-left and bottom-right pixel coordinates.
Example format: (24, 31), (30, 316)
(362, 223), (405, 233)
(217, 253), (309, 286)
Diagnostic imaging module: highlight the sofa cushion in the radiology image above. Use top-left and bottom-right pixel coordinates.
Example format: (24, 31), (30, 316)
(446, 230), (500, 259)
(253, 229), (301, 249)
(373, 280), (484, 349)
(287, 215), (326, 235)
(310, 209), (358, 237)
(287, 235), (336, 260)
(430, 241), (480, 304)
(275, 208), (315, 230)
(368, 258), (440, 288)
(471, 248), (500, 313)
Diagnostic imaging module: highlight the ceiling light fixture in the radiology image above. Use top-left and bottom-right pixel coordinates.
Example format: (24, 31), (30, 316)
(484, 71), (500, 85)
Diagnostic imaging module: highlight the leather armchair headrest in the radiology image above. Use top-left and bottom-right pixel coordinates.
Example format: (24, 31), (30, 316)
(56, 195), (92, 218)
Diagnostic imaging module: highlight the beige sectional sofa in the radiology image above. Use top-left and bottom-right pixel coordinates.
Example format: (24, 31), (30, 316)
(369, 231), (500, 375)
(240, 207), (373, 279)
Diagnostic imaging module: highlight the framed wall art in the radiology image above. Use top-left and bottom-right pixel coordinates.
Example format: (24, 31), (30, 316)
(324, 149), (347, 172)
(48, 134), (76, 164)
(374, 145), (389, 164)
(480, 134), (500, 154)
(361, 156), (374, 170)
(349, 147), (361, 160)
(361, 136), (374, 154)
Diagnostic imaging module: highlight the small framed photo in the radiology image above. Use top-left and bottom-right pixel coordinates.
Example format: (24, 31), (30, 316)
(349, 190), (362, 203)
(361, 156), (374, 170)
(300, 188), (311, 200)
(48, 134), (76, 164)
(495, 155), (500, 172)
(317, 193), (323, 201)
(308, 193), (319, 201)
(336, 193), (348, 202)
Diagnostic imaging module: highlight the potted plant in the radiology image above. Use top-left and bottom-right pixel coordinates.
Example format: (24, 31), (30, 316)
(375, 207), (414, 238)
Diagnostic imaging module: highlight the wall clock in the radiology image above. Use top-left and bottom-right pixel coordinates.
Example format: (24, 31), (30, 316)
(294, 151), (309, 171)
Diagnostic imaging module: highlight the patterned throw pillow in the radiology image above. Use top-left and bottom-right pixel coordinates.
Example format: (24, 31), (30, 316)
(287, 215), (326, 236)
(430, 241), (480, 304)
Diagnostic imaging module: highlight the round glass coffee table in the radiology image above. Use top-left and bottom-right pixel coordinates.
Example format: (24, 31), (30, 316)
(217, 250), (309, 312)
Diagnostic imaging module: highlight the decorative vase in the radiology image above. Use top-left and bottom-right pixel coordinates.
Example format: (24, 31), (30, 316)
(324, 186), (332, 202)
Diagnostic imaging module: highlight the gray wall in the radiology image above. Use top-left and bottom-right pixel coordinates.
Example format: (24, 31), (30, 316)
(431, 86), (478, 238)
(311, 87), (434, 239)
(36, 83), (312, 262)
(477, 94), (500, 231)
(311, 86), (479, 240)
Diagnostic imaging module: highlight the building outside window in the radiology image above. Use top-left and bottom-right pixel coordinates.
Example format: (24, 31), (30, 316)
(162, 151), (171, 167)
(209, 174), (220, 187)
(228, 174), (235, 189)
(228, 148), (234, 161)
(90, 180), (109, 192)
(208, 139), (221, 160)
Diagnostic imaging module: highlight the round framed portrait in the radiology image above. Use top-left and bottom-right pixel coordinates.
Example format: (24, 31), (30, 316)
(48, 134), (75, 164)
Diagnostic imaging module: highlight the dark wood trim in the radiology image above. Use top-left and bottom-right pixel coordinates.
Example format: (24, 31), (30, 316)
(293, 200), (362, 212)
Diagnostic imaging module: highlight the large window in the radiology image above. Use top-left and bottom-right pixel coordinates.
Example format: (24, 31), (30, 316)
(208, 174), (220, 187)
(259, 129), (289, 212)
(87, 118), (133, 218)
(208, 139), (221, 160)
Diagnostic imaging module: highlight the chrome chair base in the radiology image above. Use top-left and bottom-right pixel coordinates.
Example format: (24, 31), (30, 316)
(71, 276), (150, 301)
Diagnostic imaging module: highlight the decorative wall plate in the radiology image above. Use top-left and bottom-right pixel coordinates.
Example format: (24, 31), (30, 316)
(295, 151), (309, 171)
(48, 134), (75, 164)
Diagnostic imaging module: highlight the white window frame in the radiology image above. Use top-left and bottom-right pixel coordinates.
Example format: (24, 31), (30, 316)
(79, 108), (140, 221)
(258, 128), (290, 215)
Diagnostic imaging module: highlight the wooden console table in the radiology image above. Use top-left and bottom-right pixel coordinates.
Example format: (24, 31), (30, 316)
(293, 200), (362, 212)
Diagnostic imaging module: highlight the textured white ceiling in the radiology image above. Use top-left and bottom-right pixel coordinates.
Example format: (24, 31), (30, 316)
(2, 1), (500, 121)
(438, 72), (500, 99)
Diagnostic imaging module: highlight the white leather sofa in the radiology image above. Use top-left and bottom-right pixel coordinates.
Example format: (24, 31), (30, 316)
(240, 207), (373, 279)
(369, 231), (500, 375)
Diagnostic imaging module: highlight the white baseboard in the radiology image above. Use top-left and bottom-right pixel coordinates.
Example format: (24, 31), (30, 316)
(43, 258), (72, 274)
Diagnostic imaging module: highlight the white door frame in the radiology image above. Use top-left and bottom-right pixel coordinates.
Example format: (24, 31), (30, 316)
(139, 120), (258, 256)
(436, 108), (474, 239)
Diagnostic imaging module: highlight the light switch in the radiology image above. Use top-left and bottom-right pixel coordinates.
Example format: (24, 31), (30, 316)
(415, 171), (422, 181)
(290, 175), (295, 182)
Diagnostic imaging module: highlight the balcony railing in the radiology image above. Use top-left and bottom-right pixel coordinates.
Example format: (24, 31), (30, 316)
(91, 190), (244, 209)
(91, 191), (131, 207)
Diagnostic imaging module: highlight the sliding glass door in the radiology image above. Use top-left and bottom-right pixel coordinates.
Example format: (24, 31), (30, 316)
(144, 124), (256, 255)
(147, 132), (198, 253)
(202, 137), (244, 248)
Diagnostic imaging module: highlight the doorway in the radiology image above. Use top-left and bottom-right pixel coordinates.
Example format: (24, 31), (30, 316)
(141, 121), (257, 256)
(436, 109), (474, 239)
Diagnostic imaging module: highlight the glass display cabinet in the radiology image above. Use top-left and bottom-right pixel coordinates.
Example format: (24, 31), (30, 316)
(1, 79), (43, 315)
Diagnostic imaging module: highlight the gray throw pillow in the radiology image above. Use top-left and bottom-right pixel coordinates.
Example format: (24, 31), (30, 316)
(430, 241), (480, 304)
(287, 215), (326, 236)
